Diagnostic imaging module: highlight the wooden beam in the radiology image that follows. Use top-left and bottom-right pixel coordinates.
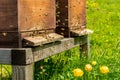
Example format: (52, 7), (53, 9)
(0, 48), (33, 65)
(0, 36), (89, 64)
(33, 38), (74, 62)
(0, 48), (11, 64)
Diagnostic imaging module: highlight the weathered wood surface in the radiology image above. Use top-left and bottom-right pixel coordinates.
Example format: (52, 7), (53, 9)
(0, 36), (88, 64)
(23, 33), (63, 46)
(71, 29), (93, 36)
(79, 35), (91, 59)
(87, 35), (90, 59)
(0, 49), (11, 64)
(0, 48), (33, 65)
(33, 38), (74, 62)
(12, 63), (34, 80)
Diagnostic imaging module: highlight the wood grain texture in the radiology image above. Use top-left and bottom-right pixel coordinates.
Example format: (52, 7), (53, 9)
(18, 0), (55, 31)
(0, 48), (11, 64)
(12, 63), (34, 80)
(79, 35), (90, 59)
(0, 48), (33, 64)
(33, 38), (74, 62)
(23, 33), (63, 46)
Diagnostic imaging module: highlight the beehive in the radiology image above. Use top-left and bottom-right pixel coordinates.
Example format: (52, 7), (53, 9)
(55, 0), (92, 37)
(0, 0), (63, 48)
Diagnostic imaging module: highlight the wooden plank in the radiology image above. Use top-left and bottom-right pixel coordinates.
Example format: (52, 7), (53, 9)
(33, 38), (74, 62)
(0, 48), (33, 65)
(23, 33), (63, 46)
(0, 48), (11, 64)
(12, 63), (34, 80)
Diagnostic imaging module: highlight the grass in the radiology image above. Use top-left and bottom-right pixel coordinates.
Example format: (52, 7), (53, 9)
(0, 65), (12, 79)
(87, 0), (120, 79)
(35, 0), (120, 80)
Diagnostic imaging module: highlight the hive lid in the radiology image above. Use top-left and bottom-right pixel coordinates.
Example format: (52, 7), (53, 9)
(23, 33), (63, 47)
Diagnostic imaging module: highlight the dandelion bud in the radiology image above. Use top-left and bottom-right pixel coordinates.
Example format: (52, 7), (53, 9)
(85, 64), (93, 72)
(91, 61), (97, 66)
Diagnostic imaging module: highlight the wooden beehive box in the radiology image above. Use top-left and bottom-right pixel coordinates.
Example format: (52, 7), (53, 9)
(0, 0), (63, 48)
(55, 0), (93, 37)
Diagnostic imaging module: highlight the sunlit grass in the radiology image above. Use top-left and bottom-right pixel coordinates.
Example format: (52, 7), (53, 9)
(0, 65), (12, 79)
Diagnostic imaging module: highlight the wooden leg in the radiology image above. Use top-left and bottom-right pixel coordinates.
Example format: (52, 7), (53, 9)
(34, 60), (44, 75)
(87, 35), (90, 59)
(80, 35), (90, 59)
(12, 63), (34, 80)
(80, 43), (87, 58)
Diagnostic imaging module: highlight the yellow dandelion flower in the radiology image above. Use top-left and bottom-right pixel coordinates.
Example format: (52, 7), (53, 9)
(91, 61), (97, 66)
(73, 68), (84, 77)
(85, 64), (93, 72)
(100, 66), (109, 74)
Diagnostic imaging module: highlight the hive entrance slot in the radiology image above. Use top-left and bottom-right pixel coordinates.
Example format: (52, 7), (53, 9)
(23, 33), (63, 47)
